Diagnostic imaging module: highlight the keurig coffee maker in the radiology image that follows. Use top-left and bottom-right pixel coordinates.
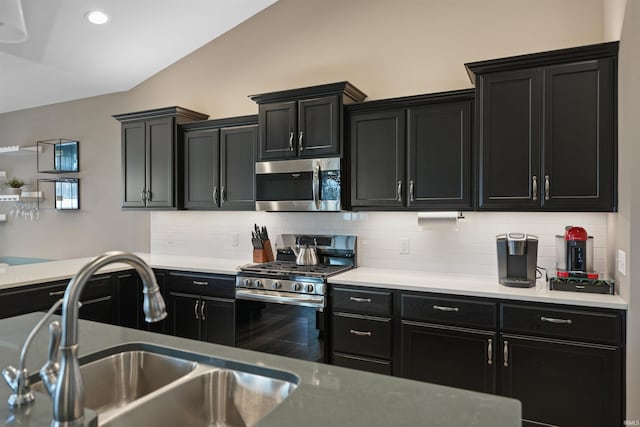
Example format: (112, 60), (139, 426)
(496, 233), (539, 288)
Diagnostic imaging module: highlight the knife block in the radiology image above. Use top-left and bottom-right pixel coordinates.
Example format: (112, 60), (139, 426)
(253, 239), (275, 263)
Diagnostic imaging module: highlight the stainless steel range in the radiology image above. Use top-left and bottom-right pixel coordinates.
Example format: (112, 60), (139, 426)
(235, 234), (356, 362)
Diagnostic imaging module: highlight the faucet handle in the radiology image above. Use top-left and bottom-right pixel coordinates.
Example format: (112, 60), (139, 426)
(39, 321), (61, 398)
(3, 366), (35, 407)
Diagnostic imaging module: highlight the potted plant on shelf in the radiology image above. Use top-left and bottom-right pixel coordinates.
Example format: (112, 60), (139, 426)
(7, 177), (25, 195)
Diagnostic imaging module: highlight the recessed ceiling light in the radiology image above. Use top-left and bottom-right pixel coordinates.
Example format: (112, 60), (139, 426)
(85, 10), (110, 25)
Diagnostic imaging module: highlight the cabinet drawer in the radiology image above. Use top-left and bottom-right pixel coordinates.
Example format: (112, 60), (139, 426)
(332, 287), (392, 317)
(501, 303), (623, 345)
(401, 294), (496, 329)
(333, 352), (392, 376)
(82, 275), (113, 301)
(167, 272), (235, 299)
(332, 313), (391, 359)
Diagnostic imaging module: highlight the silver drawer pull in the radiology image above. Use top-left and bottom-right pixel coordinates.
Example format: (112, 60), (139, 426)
(350, 297), (372, 303)
(503, 340), (509, 367)
(349, 329), (372, 337)
(193, 281), (208, 286)
(49, 290), (65, 297)
(540, 316), (572, 324)
(433, 305), (459, 312)
(487, 338), (493, 365)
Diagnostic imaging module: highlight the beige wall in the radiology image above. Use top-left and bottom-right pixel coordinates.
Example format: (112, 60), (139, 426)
(0, 0), (605, 260)
(616, 0), (639, 421)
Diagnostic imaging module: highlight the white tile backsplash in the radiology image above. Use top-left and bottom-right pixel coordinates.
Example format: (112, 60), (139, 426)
(150, 211), (610, 276)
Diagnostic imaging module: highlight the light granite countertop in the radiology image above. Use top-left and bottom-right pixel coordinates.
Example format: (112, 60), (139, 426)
(0, 314), (521, 426)
(328, 267), (627, 310)
(0, 253), (627, 309)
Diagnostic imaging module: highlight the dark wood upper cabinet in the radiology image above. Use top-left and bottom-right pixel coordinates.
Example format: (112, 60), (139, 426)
(408, 101), (472, 209)
(251, 82), (367, 161)
(182, 115), (257, 211)
(466, 41), (618, 211)
(114, 107), (209, 210)
(347, 90), (474, 210)
(350, 109), (406, 208)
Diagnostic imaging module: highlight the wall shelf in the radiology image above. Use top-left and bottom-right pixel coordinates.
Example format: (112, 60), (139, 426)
(37, 179), (78, 210)
(37, 139), (79, 173)
(0, 192), (43, 202)
(0, 146), (39, 155)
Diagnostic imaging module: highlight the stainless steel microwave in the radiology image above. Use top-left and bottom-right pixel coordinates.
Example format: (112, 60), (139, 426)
(255, 157), (342, 211)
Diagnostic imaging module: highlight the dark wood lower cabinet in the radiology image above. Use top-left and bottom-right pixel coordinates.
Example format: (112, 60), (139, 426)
(115, 270), (166, 333)
(500, 334), (623, 427)
(166, 292), (235, 346)
(400, 321), (496, 393)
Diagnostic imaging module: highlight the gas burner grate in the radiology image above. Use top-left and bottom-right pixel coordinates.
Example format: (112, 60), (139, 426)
(240, 262), (353, 278)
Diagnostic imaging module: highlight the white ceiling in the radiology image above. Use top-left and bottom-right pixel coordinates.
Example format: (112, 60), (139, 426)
(0, 0), (277, 114)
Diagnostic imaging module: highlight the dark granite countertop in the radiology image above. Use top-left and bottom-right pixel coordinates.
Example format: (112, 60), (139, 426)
(0, 313), (521, 426)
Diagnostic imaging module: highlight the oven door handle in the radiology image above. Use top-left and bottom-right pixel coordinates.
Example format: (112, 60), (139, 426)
(312, 162), (321, 210)
(236, 289), (324, 309)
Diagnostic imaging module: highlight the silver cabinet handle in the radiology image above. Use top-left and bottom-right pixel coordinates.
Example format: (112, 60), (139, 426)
(49, 290), (65, 297)
(409, 180), (415, 203)
(312, 163), (320, 210)
(433, 305), (459, 312)
(532, 175), (538, 201)
(487, 338), (493, 366)
(397, 180), (402, 202)
(349, 296), (372, 303)
(213, 186), (218, 205)
(503, 340), (509, 367)
(193, 281), (208, 286)
(289, 131), (294, 151)
(544, 174), (550, 200)
(141, 189), (147, 203)
(200, 300), (206, 321)
(194, 300), (200, 320)
(298, 131), (304, 151)
(221, 186), (226, 203)
(540, 316), (572, 324)
(349, 329), (372, 337)
(146, 190), (152, 202)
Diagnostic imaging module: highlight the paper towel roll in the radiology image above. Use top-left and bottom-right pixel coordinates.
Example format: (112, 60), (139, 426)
(417, 212), (463, 231)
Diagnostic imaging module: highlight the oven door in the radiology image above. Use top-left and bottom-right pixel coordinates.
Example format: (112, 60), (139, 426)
(235, 289), (326, 363)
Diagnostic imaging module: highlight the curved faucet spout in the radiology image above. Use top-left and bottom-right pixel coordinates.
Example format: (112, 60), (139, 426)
(52, 251), (167, 426)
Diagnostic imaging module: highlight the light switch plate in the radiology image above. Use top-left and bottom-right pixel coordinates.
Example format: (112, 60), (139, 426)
(399, 238), (410, 254)
(617, 249), (626, 276)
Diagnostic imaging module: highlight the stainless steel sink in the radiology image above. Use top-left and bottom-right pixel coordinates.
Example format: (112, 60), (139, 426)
(31, 343), (299, 426)
(32, 350), (197, 419)
(103, 369), (298, 427)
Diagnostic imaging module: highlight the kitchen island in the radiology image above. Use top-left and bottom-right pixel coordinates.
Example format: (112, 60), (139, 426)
(0, 313), (521, 426)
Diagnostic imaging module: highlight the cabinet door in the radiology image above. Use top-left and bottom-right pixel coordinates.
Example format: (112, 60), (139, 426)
(201, 296), (235, 346)
(146, 117), (175, 208)
(401, 322), (496, 394)
(220, 125), (256, 210)
(121, 121), (146, 208)
(184, 128), (220, 209)
(116, 271), (143, 329)
(407, 101), (472, 209)
(478, 69), (542, 210)
(542, 59), (615, 210)
(167, 292), (201, 341)
(298, 96), (340, 157)
(500, 334), (622, 427)
(258, 101), (297, 160)
(350, 109), (406, 208)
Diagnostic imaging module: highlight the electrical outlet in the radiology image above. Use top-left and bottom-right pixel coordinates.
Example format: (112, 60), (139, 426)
(231, 232), (239, 247)
(617, 250), (626, 276)
(399, 238), (410, 254)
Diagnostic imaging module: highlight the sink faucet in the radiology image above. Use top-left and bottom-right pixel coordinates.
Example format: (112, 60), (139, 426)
(40, 251), (167, 427)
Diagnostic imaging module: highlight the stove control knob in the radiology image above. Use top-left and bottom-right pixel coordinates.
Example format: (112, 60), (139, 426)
(305, 284), (315, 293)
(272, 281), (281, 290)
(255, 280), (263, 288)
(292, 283), (302, 291)
(243, 279), (253, 287)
